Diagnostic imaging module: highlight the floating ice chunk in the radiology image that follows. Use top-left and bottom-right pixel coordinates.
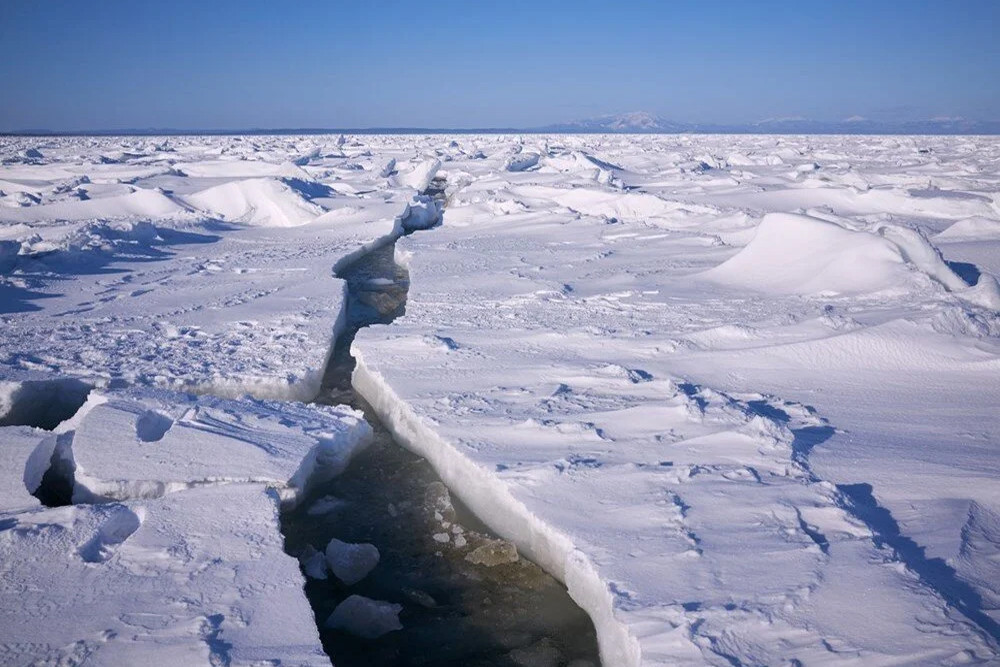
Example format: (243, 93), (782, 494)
(325, 595), (402, 638)
(0, 485), (328, 665)
(0, 426), (49, 511)
(465, 538), (519, 566)
(299, 544), (329, 580)
(66, 388), (371, 508)
(306, 495), (346, 516)
(325, 538), (380, 585)
(962, 273), (1000, 310)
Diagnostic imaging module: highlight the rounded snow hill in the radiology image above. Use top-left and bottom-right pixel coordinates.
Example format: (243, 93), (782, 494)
(935, 216), (1000, 241)
(183, 178), (325, 227)
(701, 212), (926, 295)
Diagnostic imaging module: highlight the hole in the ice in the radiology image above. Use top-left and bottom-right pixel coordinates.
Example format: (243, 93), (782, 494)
(0, 378), (92, 431)
(283, 178), (601, 666)
(31, 433), (76, 508)
(945, 260), (981, 287)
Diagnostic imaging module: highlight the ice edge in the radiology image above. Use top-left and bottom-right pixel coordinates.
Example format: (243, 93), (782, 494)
(352, 353), (641, 667)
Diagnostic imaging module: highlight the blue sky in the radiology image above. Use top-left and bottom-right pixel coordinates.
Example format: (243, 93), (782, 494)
(2, 0), (998, 130)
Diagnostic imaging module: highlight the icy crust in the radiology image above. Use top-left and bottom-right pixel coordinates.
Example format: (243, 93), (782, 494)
(63, 387), (372, 507)
(0, 485), (329, 666)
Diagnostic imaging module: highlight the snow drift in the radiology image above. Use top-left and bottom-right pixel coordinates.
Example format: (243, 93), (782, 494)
(702, 212), (969, 296)
(183, 178), (325, 227)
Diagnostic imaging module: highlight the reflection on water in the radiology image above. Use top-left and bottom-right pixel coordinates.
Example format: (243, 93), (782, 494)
(282, 182), (601, 666)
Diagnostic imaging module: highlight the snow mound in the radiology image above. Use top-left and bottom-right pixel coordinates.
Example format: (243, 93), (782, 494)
(702, 212), (965, 296)
(935, 216), (1000, 241)
(183, 178), (325, 227)
(540, 151), (624, 185)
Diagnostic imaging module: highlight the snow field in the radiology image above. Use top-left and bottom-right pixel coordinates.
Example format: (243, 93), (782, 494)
(2, 133), (1000, 665)
(351, 133), (1000, 664)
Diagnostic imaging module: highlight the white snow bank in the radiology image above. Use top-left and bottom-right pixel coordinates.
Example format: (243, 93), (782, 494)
(0, 484), (328, 665)
(64, 388), (371, 507)
(183, 177), (325, 227)
(172, 158), (311, 180)
(512, 184), (716, 227)
(701, 212), (965, 296)
(936, 216), (1000, 241)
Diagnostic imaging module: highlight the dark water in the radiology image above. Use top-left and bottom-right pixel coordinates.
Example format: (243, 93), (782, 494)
(281, 181), (601, 666)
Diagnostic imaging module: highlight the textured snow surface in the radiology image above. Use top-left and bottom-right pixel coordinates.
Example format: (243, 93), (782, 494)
(3, 133), (1000, 665)
(0, 385), (371, 665)
(0, 485), (330, 666)
(350, 134), (1000, 665)
(67, 387), (371, 506)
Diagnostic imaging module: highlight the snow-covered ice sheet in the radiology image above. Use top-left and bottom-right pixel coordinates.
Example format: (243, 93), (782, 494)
(0, 484), (329, 666)
(0, 135), (428, 666)
(0, 383), (371, 666)
(0, 135), (441, 400)
(64, 387), (371, 506)
(350, 134), (1000, 664)
(3, 133), (1000, 665)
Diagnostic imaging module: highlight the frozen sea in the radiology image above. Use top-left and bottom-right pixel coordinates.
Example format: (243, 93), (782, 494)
(1, 133), (999, 665)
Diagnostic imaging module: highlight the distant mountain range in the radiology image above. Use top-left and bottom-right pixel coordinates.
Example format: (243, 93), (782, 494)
(539, 112), (1000, 135)
(6, 112), (1000, 136)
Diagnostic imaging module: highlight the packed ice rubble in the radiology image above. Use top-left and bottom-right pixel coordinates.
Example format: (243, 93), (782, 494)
(3, 132), (1000, 665)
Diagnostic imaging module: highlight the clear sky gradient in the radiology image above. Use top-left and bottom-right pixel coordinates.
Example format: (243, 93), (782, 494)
(2, 0), (999, 131)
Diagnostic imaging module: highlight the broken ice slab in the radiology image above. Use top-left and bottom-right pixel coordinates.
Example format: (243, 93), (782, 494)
(0, 424), (52, 513)
(0, 484), (328, 666)
(62, 387), (371, 507)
